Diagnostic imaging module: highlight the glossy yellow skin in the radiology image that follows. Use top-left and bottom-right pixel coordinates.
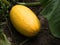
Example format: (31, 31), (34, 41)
(10, 5), (41, 37)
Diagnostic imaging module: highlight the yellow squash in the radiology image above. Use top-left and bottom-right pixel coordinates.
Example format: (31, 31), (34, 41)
(10, 5), (41, 37)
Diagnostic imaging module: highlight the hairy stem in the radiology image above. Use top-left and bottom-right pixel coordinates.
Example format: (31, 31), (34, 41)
(17, 2), (41, 6)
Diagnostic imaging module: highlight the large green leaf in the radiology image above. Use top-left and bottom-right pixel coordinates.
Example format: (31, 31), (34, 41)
(39, 0), (50, 7)
(0, 29), (11, 45)
(41, 0), (60, 38)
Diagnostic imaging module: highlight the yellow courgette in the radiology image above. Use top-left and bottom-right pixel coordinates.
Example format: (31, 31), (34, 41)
(10, 5), (41, 37)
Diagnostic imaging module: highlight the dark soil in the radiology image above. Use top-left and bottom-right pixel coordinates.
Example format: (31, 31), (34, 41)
(2, 0), (60, 45)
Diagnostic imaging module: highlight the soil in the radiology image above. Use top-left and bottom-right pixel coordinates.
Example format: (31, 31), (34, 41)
(3, 16), (60, 45)
(3, 12), (60, 45)
(2, 0), (60, 45)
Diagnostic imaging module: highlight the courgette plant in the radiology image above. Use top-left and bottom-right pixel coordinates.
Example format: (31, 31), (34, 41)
(0, 0), (60, 45)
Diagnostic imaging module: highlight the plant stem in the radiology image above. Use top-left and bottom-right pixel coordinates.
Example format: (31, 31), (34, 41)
(2, 0), (41, 6)
(0, 22), (6, 26)
(17, 2), (41, 6)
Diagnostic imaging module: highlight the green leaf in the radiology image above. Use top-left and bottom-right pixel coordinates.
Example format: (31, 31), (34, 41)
(39, 0), (50, 7)
(0, 29), (11, 45)
(41, 0), (60, 38)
